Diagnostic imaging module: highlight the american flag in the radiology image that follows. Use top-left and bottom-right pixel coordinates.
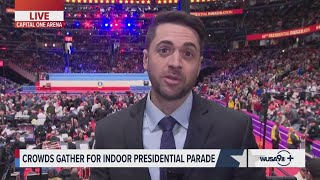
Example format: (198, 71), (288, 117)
(78, 167), (91, 180)
(42, 140), (61, 149)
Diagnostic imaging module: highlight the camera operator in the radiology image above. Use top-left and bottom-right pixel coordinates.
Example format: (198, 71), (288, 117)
(0, 133), (15, 180)
(12, 133), (26, 180)
(0, 145), (5, 178)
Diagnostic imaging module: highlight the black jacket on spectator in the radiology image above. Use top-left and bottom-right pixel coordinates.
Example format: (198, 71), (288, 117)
(96, 108), (108, 121)
(35, 125), (47, 141)
(29, 113), (37, 121)
(46, 105), (55, 116)
(299, 91), (306, 101)
(288, 109), (299, 125)
(89, 138), (94, 149)
(74, 136), (84, 141)
(59, 168), (71, 179)
(307, 125), (320, 139)
(86, 130), (92, 137)
(33, 145), (42, 149)
(50, 136), (60, 142)
(74, 98), (82, 107)
(78, 110), (88, 127)
(14, 140), (26, 150)
(66, 174), (82, 180)
(129, 96), (134, 104)
(61, 99), (70, 108)
(0, 102), (6, 113)
(68, 142), (76, 149)
(33, 103), (42, 111)
(59, 127), (69, 135)
(94, 107), (102, 119)
(69, 127), (76, 137)
(15, 103), (21, 112)
(0, 147), (5, 176)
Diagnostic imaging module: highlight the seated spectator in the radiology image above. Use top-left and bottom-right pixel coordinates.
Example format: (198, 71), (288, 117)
(89, 132), (95, 149)
(49, 131), (60, 142)
(37, 109), (46, 120)
(59, 123), (69, 135)
(74, 131), (84, 141)
(65, 168), (81, 180)
(33, 138), (42, 149)
(96, 105), (108, 121)
(67, 136), (76, 149)
(59, 167), (72, 179)
(48, 168), (60, 180)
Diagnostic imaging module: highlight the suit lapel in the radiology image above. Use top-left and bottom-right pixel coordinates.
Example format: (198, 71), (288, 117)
(124, 96), (146, 149)
(125, 92), (213, 150)
(183, 93), (214, 178)
(124, 96), (151, 180)
(123, 93), (214, 179)
(183, 92), (212, 149)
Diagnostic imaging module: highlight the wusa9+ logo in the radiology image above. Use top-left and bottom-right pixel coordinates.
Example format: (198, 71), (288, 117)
(259, 150), (294, 166)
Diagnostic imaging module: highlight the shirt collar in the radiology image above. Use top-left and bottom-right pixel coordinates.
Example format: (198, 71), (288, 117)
(144, 91), (193, 132)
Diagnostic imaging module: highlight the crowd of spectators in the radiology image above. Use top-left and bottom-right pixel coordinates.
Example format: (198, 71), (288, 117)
(1, 0), (319, 76)
(245, 1), (320, 33)
(1, 43), (320, 180)
(1, 1), (320, 179)
(1, 29), (146, 74)
(195, 46), (320, 149)
(0, 77), (19, 94)
(9, 52), (65, 74)
(8, 50), (144, 74)
(0, 91), (145, 179)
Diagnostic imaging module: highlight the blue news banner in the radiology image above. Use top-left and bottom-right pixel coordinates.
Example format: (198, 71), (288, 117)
(16, 149), (305, 168)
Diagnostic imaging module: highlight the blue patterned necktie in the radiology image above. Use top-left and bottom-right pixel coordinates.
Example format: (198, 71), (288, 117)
(158, 116), (177, 180)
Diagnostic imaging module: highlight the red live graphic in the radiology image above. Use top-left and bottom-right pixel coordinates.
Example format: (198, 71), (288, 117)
(30, 12), (49, 20)
(15, 21), (65, 28)
(15, 0), (64, 11)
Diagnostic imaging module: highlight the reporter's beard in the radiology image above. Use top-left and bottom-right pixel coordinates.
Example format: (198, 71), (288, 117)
(150, 78), (196, 102)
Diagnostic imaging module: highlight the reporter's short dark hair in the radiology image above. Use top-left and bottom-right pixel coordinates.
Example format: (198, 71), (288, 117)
(145, 11), (206, 52)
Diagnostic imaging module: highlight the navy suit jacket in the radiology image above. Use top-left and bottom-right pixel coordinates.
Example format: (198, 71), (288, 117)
(90, 92), (266, 180)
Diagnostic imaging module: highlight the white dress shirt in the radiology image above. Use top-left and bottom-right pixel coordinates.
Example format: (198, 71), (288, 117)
(143, 91), (193, 180)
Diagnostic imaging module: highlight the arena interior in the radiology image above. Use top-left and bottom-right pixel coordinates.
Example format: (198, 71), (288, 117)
(0, 0), (320, 179)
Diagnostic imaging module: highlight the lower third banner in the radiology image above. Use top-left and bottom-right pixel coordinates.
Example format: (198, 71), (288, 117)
(16, 149), (305, 168)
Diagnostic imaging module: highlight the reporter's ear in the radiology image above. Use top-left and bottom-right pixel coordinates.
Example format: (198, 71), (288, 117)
(143, 49), (148, 71)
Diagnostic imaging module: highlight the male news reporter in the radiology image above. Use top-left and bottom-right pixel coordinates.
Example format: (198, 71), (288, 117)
(90, 11), (266, 180)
